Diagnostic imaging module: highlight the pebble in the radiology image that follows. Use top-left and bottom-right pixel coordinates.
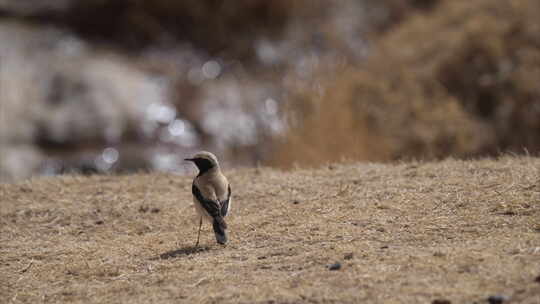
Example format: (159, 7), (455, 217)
(328, 262), (341, 270)
(431, 299), (451, 304)
(487, 295), (508, 304)
(138, 206), (149, 213)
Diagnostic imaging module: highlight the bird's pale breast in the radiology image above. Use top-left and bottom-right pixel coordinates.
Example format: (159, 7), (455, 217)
(192, 169), (230, 221)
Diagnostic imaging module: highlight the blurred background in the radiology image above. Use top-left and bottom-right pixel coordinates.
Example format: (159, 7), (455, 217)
(1, 0), (539, 182)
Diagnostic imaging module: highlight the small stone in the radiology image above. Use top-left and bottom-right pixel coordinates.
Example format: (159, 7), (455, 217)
(487, 295), (508, 304)
(380, 245), (389, 249)
(138, 206), (148, 213)
(328, 262), (341, 270)
(432, 299), (451, 304)
(509, 248), (521, 255)
(151, 208), (160, 213)
(344, 253), (354, 260)
(95, 220), (104, 225)
(535, 275), (540, 283)
(292, 200), (300, 205)
(20, 187), (32, 193)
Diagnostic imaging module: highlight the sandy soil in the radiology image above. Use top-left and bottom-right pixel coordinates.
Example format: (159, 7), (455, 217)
(1, 156), (539, 303)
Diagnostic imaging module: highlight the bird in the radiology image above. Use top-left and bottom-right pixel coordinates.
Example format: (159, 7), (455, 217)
(185, 151), (231, 246)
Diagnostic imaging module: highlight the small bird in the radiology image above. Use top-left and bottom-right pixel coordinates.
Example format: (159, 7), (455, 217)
(185, 151), (231, 246)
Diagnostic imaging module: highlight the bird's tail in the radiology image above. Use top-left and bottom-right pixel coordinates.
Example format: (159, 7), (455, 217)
(212, 216), (227, 244)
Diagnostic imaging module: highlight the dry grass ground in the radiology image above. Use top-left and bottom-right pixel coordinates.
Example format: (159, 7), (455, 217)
(1, 156), (539, 303)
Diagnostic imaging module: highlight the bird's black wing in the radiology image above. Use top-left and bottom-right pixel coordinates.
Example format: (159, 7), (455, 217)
(192, 184), (221, 218)
(220, 185), (231, 217)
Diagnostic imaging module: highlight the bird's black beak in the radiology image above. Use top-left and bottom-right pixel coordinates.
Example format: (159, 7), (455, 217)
(184, 158), (194, 162)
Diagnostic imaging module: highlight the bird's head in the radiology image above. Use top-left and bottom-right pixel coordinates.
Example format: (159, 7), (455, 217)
(185, 151), (220, 174)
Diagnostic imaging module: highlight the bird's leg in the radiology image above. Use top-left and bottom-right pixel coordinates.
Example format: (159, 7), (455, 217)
(195, 217), (202, 247)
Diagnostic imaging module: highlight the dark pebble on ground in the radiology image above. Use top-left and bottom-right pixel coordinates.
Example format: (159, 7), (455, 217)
(328, 262), (341, 270)
(432, 299), (451, 304)
(487, 295), (508, 304)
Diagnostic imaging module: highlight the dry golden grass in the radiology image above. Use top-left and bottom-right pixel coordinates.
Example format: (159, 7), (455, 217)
(1, 156), (540, 303)
(272, 0), (540, 168)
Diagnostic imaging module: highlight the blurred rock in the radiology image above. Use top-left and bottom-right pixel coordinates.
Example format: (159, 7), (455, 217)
(194, 76), (283, 164)
(0, 22), (170, 181)
(0, 145), (43, 181)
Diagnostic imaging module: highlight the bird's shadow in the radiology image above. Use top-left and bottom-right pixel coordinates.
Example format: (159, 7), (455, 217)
(152, 245), (211, 260)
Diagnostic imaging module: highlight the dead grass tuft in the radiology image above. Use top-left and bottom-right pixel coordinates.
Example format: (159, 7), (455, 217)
(272, 0), (540, 168)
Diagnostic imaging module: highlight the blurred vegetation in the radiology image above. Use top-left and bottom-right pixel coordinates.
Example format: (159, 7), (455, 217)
(0, 0), (539, 180)
(272, 0), (540, 167)
(0, 0), (436, 54)
(28, 0), (297, 56)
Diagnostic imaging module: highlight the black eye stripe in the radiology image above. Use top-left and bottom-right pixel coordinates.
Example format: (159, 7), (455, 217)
(193, 158), (215, 175)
